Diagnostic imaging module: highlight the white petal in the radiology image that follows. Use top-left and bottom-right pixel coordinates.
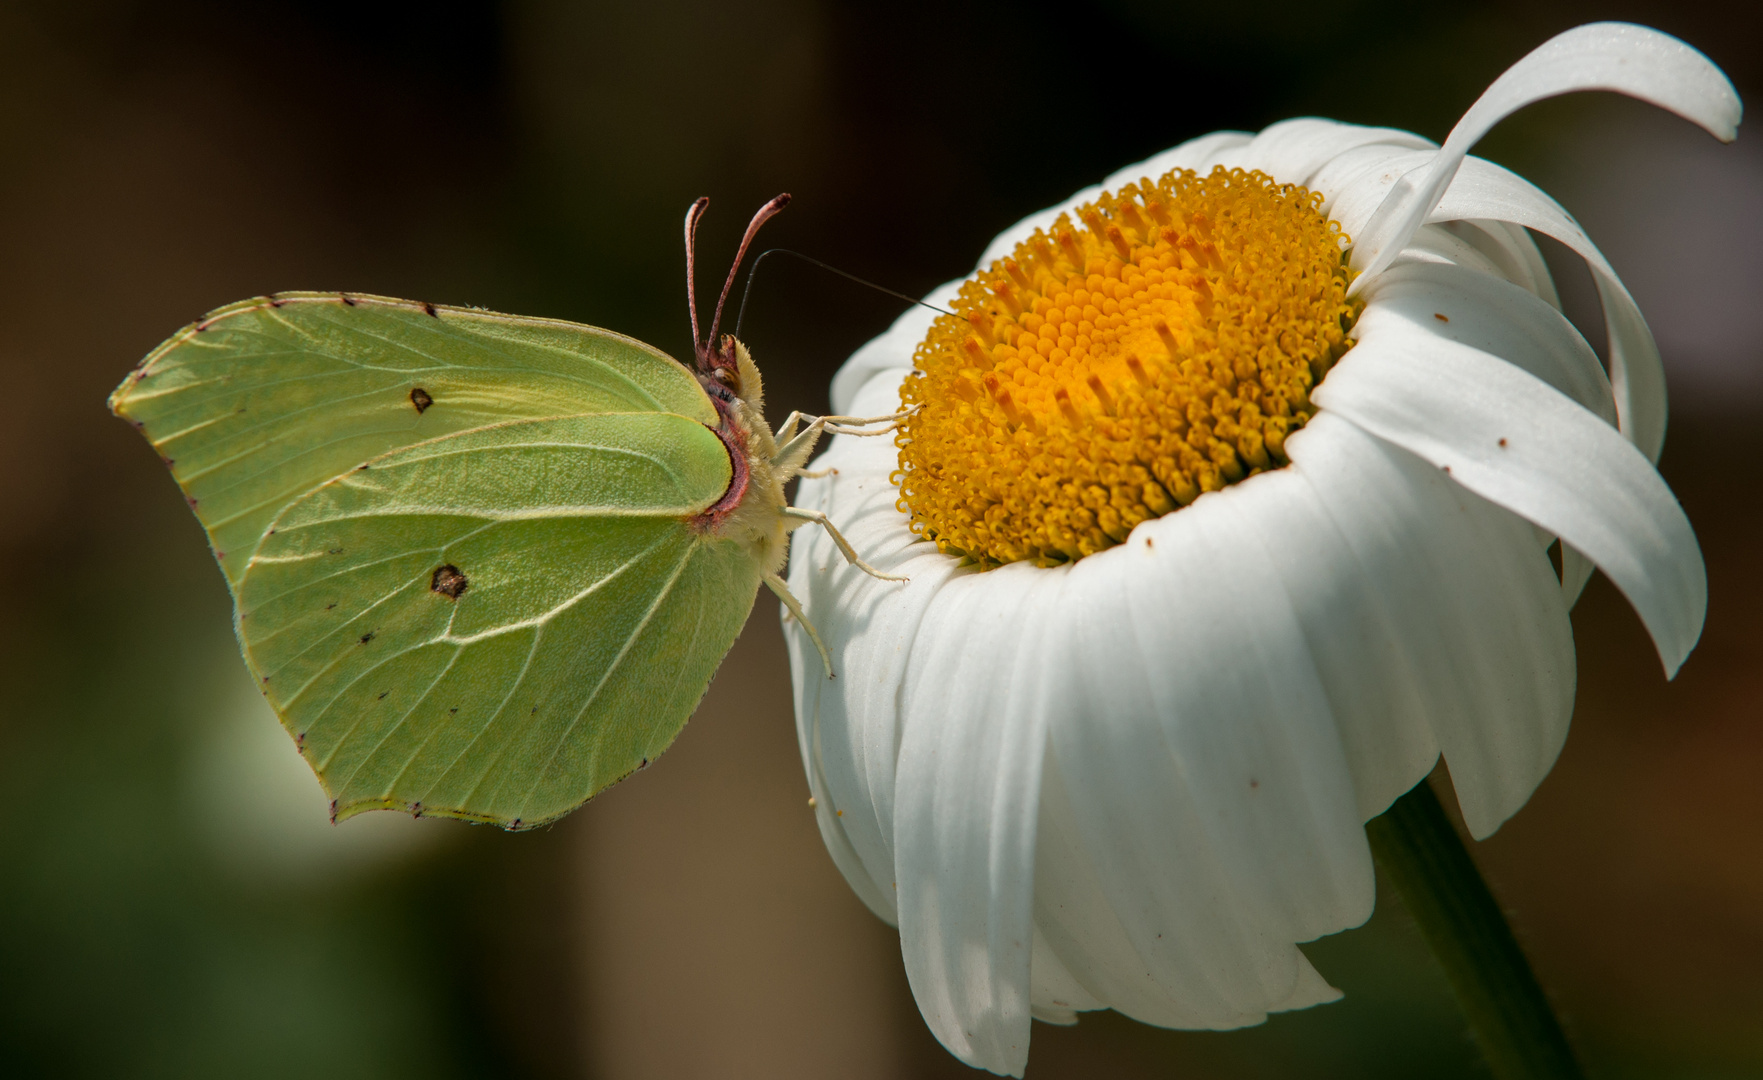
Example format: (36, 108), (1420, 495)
(1029, 927), (1103, 1025)
(1350, 23), (1741, 287)
(1561, 543), (1596, 607)
(1448, 24), (1741, 146)
(782, 500), (898, 923)
(1237, 117), (1433, 188)
(1327, 153), (1572, 316)
(785, 406), (955, 922)
(1218, 438), (1441, 822)
(1435, 218), (1561, 308)
(787, 626), (899, 922)
(893, 562), (1067, 1076)
(1315, 306), (1707, 679)
(1041, 485), (1371, 1021)
(1271, 957), (1344, 1013)
(1033, 751), (1232, 1029)
(1034, 749), (1347, 1029)
(1432, 155), (1669, 461)
(1316, 145), (1436, 233)
(1396, 218), (1534, 282)
(1359, 259), (1613, 422)
(1285, 415), (1576, 837)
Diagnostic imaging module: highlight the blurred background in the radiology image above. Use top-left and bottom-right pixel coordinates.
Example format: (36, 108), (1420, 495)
(0, 1), (1756, 1076)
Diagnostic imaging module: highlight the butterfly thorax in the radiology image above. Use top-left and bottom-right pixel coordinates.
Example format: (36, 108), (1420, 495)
(691, 338), (792, 579)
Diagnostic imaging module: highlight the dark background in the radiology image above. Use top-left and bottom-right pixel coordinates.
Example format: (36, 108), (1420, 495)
(0, 1), (1757, 1077)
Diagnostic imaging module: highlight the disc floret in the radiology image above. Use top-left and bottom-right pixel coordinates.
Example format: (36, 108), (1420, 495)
(895, 166), (1360, 566)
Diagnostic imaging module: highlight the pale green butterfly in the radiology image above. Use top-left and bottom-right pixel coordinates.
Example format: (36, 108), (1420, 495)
(109, 195), (904, 829)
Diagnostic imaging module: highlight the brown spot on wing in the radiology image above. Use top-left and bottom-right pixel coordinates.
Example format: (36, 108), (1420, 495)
(410, 387), (434, 413)
(431, 564), (469, 599)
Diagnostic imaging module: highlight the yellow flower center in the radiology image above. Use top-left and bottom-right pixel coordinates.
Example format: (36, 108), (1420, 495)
(894, 166), (1359, 567)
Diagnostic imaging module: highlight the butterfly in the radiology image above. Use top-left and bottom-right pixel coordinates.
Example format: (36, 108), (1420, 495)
(109, 194), (905, 829)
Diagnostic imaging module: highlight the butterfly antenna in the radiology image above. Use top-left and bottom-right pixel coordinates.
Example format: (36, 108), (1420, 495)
(706, 193), (791, 356)
(684, 196), (710, 355)
(734, 248), (953, 341)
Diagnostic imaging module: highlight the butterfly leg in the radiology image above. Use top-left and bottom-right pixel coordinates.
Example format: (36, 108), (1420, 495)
(819, 407), (917, 436)
(773, 417), (829, 476)
(765, 571), (833, 677)
(794, 466), (837, 479)
(772, 411), (805, 444)
(773, 408), (916, 477)
(782, 507), (909, 582)
(816, 408), (915, 427)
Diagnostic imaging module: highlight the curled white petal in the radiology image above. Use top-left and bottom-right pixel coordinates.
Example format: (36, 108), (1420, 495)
(1350, 22), (1742, 290)
(1360, 259), (1612, 421)
(1315, 305), (1707, 678)
(1432, 154), (1670, 461)
(1433, 217), (1561, 307)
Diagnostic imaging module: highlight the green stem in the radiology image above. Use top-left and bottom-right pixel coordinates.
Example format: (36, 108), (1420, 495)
(1365, 779), (1584, 1080)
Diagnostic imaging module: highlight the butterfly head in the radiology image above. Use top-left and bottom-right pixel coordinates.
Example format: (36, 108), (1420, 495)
(684, 193), (790, 402)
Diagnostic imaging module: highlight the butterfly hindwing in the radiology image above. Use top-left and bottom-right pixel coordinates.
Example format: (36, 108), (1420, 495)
(240, 412), (761, 827)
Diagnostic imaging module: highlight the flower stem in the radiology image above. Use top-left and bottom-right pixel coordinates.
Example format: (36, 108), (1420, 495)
(1364, 779), (1584, 1080)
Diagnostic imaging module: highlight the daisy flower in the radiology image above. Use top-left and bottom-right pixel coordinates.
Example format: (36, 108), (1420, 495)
(781, 22), (1741, 1077)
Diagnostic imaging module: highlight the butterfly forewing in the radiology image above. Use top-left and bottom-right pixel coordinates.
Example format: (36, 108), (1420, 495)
(110, 294), (718, 588)
(240, 412), (761, 827)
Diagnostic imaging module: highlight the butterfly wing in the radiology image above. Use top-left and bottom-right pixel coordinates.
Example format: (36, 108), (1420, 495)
(113, 294), (759, 827)
(109, 293), (718, 588)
